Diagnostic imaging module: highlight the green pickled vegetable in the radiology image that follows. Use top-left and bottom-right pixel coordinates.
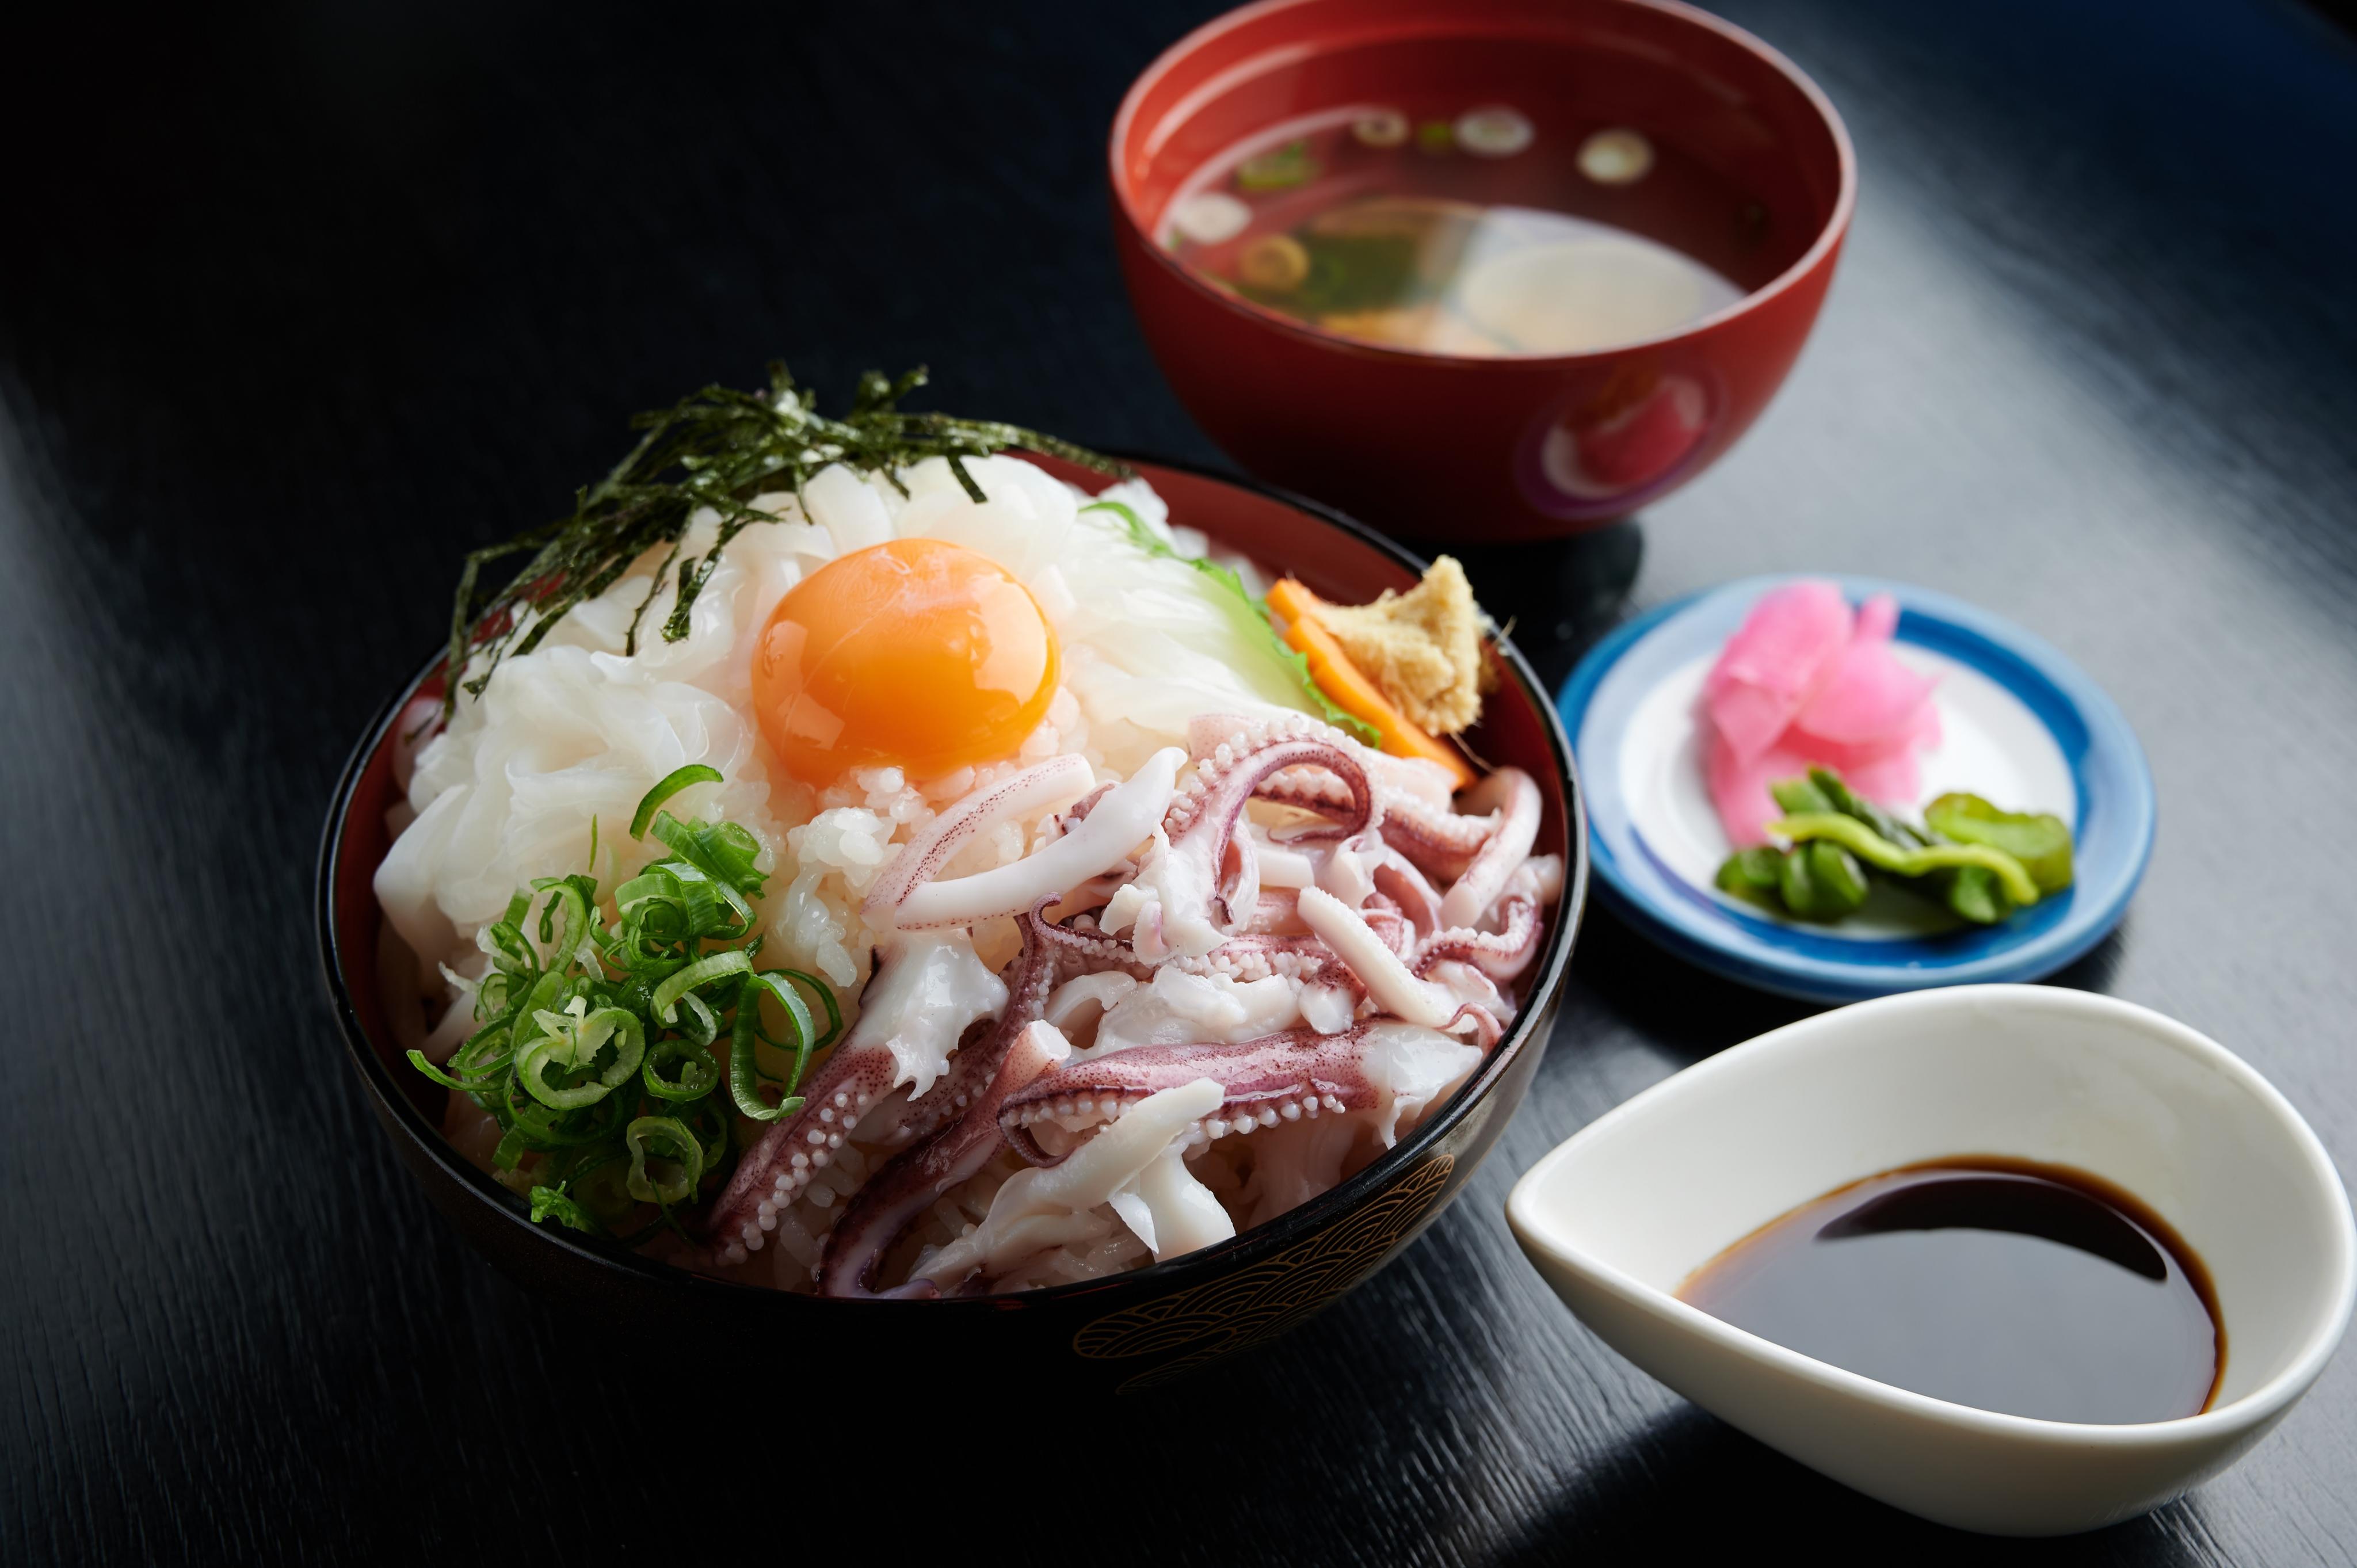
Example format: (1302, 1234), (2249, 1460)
(1767, 812), (2044, 907)
(1711, 768), (2072, 929)
(1778, 840), (1870, 921)
(1715, 846), (1786, 908)
(1769, 775), (1838, 816)
(1940, 864), (2011, 925)
(1924, 793), (2075, 894)
(1807, 767), (1927, 848)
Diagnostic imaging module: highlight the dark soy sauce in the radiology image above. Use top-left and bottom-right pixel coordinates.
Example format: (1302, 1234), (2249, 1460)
(1679, 1158), (2224, 1424)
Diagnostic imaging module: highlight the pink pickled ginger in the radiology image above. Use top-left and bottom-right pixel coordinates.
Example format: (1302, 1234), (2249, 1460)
(1702, 583), (1940, 845)
(1702, 580), (1851, 766)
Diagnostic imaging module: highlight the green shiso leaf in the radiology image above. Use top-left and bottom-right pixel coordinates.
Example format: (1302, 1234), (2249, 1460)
(443, 364), (1128, 715)
(1080, 499), (1382, 747)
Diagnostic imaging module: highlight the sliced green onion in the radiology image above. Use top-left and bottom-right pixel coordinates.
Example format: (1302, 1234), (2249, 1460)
(406, 1049), (491, 1093)
(515, 999), (647, 1109)
(500, 1070), (632, 1147)
(728, 1017), (783, 1121)
(631, 764), (724, 840)
(561, 1152), (638, 1223)
(650, 813), (768, 899)
(403, 762), (837, 1242)
(528, 1185), (602, 1234)
(642, 853), (752, 939)
(768, 968), (842, 1051)
(677, 1094), (733, 1175)
(727, 993), (806, 1123)
(472, 969), (516, 1020)
(643, 1037), (719, 1102)
(615, 866), (699, 956)
(745, 970), (819, 1083)
(650, 949), (754, 1023)
(483, 918), (539, 977)
(675, 990), (721, 1048)
(493, 1124), (532, 1170)
(624, 1116), (704, 1206)
(526, 876), (598, 974)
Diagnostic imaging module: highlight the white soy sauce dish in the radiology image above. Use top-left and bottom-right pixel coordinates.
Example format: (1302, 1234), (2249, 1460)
(1505, 986), (2355, 1536)
(1556, 575), (2156, 1002)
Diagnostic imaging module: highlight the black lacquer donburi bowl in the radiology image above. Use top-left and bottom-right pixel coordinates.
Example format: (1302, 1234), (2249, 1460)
(316, 456), (1587, 1393)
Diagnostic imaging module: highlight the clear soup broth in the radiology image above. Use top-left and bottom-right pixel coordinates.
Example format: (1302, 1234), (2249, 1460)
(1161, 100), (1779, 358)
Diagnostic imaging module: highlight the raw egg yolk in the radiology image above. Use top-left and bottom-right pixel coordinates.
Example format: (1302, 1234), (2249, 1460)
(750, 538), (1059, 785)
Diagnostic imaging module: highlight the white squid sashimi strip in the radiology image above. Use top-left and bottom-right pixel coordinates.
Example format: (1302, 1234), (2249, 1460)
(1104, 824), (1226, 960)
(912, 1078), (1224, 1288)
(417, 989), (478, 1064)
(373, 783), (467, 968)
(1089, 969), (1302, 1056)
(1044, 972), (1138, 1033)
(863, 754), (1094, 924)
(1297, 886), (1463, 1031)
(1358, 1021), (1483, 1146)
(1108, 1143), (1235, 1262)
(1314, 829), (1383, 909)
(894, 748), (1183, 929)
(1299, 983), (1357, 1036)
(1237, 1112), (1360, 1229)
(841, 932), (1008, 1099)
(1509, 854), (1565, 909)
(1252, 835), (1320, 890)
(800, 463), (895, 554)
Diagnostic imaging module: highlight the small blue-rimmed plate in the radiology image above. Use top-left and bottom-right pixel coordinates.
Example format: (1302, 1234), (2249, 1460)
(1558, 575), (2154, 1002)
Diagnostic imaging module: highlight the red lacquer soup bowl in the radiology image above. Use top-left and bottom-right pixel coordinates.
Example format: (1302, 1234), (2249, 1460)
(316, 457), (1587, 1394)
(1111, 0), (1855, 541)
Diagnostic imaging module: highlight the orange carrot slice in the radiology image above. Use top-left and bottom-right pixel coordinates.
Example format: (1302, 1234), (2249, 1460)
(1268, 578), (1476, 791)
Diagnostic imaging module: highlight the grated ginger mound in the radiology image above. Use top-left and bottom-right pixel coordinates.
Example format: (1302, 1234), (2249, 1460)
(1309, 556), (1496, 735)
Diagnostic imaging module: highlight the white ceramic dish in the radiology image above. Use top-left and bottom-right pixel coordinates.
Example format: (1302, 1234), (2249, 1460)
(1505, 986), (2355, 1536)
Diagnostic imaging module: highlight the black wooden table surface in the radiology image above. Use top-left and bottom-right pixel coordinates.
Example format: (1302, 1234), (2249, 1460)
(6, 1), (2353, 1561)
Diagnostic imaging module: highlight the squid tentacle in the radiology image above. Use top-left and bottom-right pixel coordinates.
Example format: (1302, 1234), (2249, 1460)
(817, 907), (1062, 1297)
(1437, 768), (1542, 930)
(1000, 1027), (1375, 1166)
(861, 756), (1093, 925)
(1413, 894), (1543, 982)
(703, 1035), (903, 1264)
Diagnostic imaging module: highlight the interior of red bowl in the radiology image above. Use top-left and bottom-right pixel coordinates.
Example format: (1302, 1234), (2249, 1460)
(330, 670), (443, 1121)
(325, 456), (1578, 1216)
(1113, 0), (1849, 334)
